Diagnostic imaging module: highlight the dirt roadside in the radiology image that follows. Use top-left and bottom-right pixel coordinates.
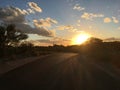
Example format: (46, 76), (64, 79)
(0, 55), (49, 76)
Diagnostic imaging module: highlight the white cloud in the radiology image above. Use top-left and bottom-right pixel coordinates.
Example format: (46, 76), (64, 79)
(73, 4), (85, 11)
(104, 17), (112, 23)
(104, 17), (119, 24)
(76, 20), (81, 26)
(33, 17), (58, 28)
(112, 17), (119, 23)
(57, 25), (74, 30)
(28, 2), (42, 12)
(0, 6), (55, 37)
(0, 6), (28, 23)
(27, 8), (35, 14)
(81, 12), (104, 20)
(56, 25), (79, 32)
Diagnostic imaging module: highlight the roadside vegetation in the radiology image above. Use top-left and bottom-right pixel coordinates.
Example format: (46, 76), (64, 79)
(0, 23), (120, 69)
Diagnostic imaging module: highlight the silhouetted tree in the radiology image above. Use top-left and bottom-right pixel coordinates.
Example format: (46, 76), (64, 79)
(0, 24), (28, 47)
(0, 23), (28, 57)
(86, 37), (103, 44)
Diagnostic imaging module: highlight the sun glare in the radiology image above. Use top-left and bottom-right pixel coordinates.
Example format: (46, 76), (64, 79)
(72, 33), (91, 45)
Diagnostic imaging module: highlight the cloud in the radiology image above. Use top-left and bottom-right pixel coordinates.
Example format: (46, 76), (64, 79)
(104, 37), (120, 42)
(0, 6), (55, 37)
(104, 17), (112, 23)
(28, 36), (71, 46)
(36, 37), (70, 45)
(73, 4), (85, 11)
(16, 23), (55, 37)
(56, 25), (80, 32)
(112, 17), (119, 23)
(0, 6), (28, 23)
(104, 17), (119, 23)
(33, 17), (58, 28)
(28, 2), (42, 12)
(57, 25), (74, 30)
(76, 20), (81, 26)
(81, 12), (104, 20)
(27, 8), (35, 14)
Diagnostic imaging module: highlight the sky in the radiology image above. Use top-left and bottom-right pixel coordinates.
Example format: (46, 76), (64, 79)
(0, 0), (120, 46)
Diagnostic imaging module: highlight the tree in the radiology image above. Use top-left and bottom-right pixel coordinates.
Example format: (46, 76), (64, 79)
(86, 37), (103, 44)
(0, 24), (28, 47)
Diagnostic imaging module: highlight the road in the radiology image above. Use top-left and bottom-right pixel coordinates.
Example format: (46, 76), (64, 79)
(0, 53), (120, 90)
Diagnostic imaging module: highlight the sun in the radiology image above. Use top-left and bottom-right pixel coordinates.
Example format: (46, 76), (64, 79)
(72, 33), (91, 45)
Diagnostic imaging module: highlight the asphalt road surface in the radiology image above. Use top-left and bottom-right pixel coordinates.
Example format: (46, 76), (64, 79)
(0, 53), (120, 90)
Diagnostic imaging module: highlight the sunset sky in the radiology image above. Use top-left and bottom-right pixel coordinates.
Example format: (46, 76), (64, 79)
(0, 0), (120, 46)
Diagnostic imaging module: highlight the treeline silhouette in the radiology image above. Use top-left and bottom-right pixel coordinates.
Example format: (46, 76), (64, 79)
(0, 24), (120, 68)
